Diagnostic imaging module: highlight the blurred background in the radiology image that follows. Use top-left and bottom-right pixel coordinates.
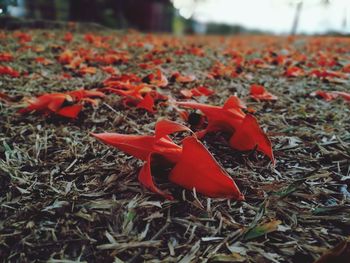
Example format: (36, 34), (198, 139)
(0, 0), (349, 35)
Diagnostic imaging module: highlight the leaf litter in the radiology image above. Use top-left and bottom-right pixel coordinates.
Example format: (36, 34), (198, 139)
(0, 28), (350, 262)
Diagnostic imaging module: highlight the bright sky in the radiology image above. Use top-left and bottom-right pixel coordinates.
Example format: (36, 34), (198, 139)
(172, 0), (350, 34)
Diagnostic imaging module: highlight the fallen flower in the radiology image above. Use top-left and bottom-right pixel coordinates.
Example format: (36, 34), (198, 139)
(18, 89), (104, 118)
(309, 69), (345, 79)
(285, 66), (304, 77)
(92, 119), (244, 200)
(0, 65), (20, 78)
(177, 96), (274, 163)
(250, 84), (278, 101)
(311, 90), (350, 102)
(180, 86), (215, 98)
(143, 69), (168, 88)
(0, 52), (14, 62)
(35, 57), (53, 65)
(171, 72), (196, 83)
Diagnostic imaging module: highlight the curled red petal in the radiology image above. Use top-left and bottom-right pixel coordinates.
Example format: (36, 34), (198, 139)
(137, 93), (155, 113)
(19, 94), (67, 114)
(56, 104), (83, 118)
(91, 133), (156, 161)
(333, 91), (350, 102)
(169, 136), (244, 200)
(311, 90), (337, 101)
(69, 89), (105, 101)
(177, 100), (244, 135)
(250, 84), (278, 101)
(196, 86), (215, 96)
(223, 95), (246, 110)
(229, 114), (274, 163)
(47, 95), (68, 112)
(138, 154), (174, 200)
(154, 119), (193, 141)
(180, 89), (193, 98)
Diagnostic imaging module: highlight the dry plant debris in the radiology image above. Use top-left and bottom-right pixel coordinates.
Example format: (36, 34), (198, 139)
(0, 29), (350, 262)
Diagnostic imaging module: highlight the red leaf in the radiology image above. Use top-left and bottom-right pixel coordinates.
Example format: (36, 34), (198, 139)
(169, 137), (244, 200)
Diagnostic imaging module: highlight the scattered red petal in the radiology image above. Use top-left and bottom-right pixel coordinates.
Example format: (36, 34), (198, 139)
(250, 84), (278, 101)
(0, 65), (20, 78)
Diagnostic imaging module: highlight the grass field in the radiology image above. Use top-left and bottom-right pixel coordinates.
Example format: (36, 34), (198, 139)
(0, 29), (349, 262)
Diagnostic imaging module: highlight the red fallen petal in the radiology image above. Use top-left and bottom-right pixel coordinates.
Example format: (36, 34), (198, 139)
(155, 119), (192, 141)
(169, 136), (244, 200)
(102, 66), (119, 75)
(137, 93), (155, 113)
(104, 87), (137, 99)
(250, 84), (265, 95)
(19, 94), (67, 114)
(138, 154), (174, 200)
(333, 91), (350, 102)
(311, 90), (337, 101)
(0, 52), (14, 62)
(144, 69), (168, 88)
(79, 67), (97, 75)
(180, 89), (193, 98)
(91, 133), (156, 161)
(285, 66), (304, 77)
(196, 86), (215, 96)
(63, 32), (73, 42)
(176, 100), (244, 137)
(154, 69), (168, 88)
(0, 65), (20, 78)
(229, 114), (274, 163)
(223, 96), (246, 109)
(172, 72), (196, 83)
(178, 110), (189, 121)
(250, 84), (278, 101)
(56, 104), (83, 118)
(69, 89), (105, 101)
(91, 132), (181, 162)
(47, 95), (68, 112)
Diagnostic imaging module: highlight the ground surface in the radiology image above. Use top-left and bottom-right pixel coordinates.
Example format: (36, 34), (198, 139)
(0, 29), (349, 263)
